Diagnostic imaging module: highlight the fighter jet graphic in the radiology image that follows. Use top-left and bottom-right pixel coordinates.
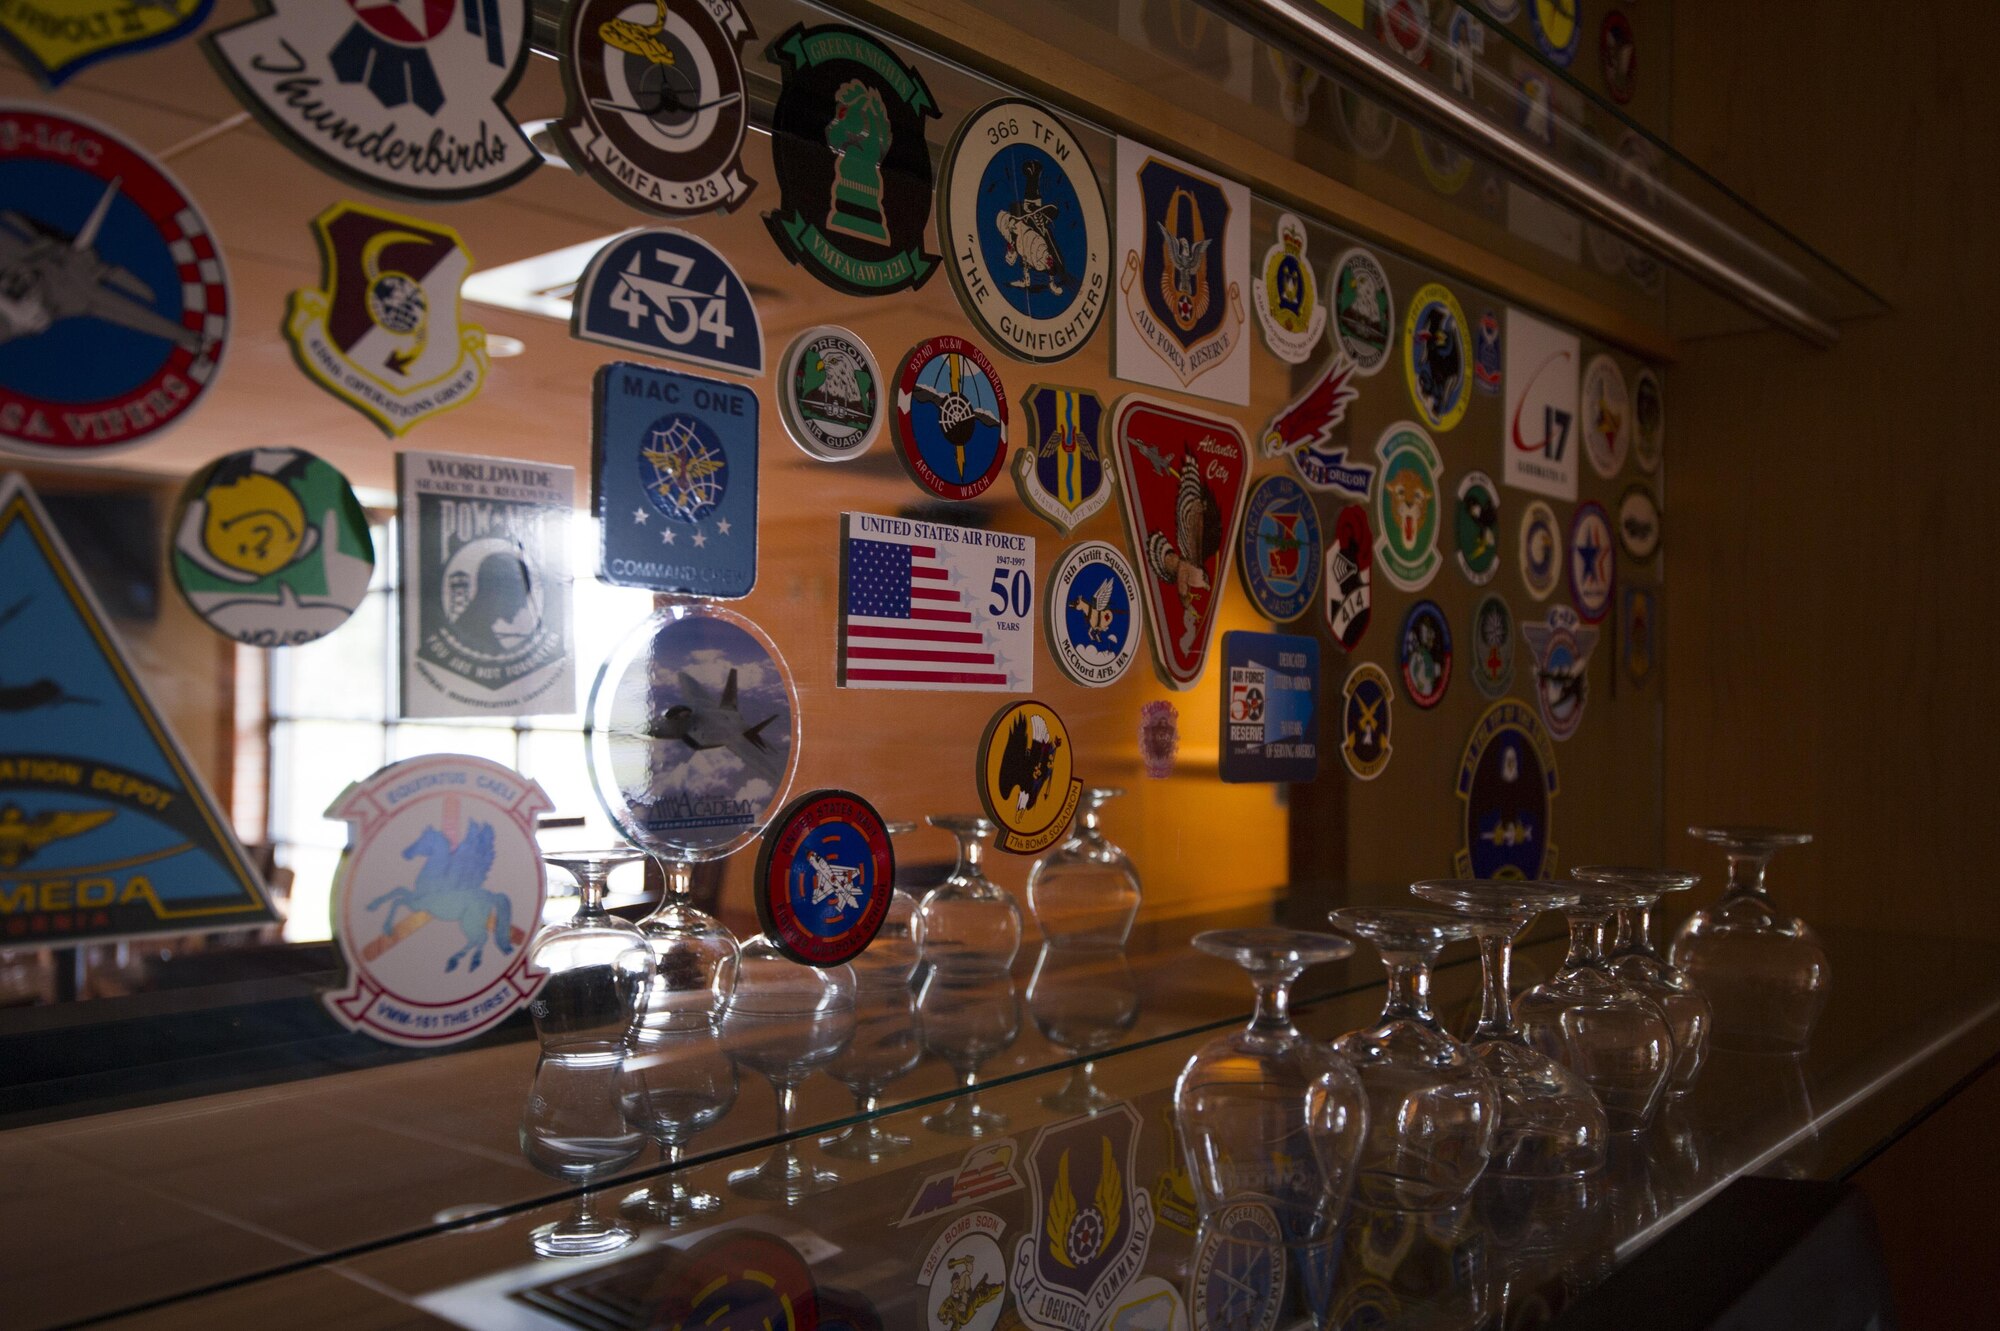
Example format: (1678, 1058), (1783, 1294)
(0, 177), (204, 353)
(642, 667), (784, 785)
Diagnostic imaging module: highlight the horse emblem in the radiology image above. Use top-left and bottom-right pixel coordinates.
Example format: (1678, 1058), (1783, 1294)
(366, 822), (513, 974)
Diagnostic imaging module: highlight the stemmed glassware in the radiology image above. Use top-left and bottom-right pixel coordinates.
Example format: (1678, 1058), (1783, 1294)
(529, 849), (652, 1063)
(1579, 865), (1710, 1093)
(914, 815), (1022, 974)
(1175, 930), (1368, 1270)
(846, 820), (923, 991)
(718, 938), (857, 1203)
(616, 1023), (738, 1225)
(520, 1056), (644, 1258)
(1514, 885), (1676, 1132)
(1328, 908), (1499, 1212)
(818, 970), (925, 1162)
(630, 860), (741, 1037)
(1027, 943), (1140, 1114)
(1673, 827), (1827, 1053)
(918, 968), (1021, 1136)
(1409, 881), (1607, 1179)
(1025, 787), (1142, 947)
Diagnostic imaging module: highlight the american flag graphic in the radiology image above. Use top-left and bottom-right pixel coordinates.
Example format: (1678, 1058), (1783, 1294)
(838, 515), (1033, 691)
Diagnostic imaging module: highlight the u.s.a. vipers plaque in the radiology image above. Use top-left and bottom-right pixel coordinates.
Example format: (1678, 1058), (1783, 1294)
(763, 22), (940, 296)
(1114, 137), (1249, 405)
(554, 0), (756, 216)
(209, 0), (541, 202)
(398, 451), (575, 719)
(286, 201), (488, 437)
(4, 0), (210, 88)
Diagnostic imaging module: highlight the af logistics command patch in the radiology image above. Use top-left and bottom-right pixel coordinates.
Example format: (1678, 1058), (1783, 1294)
(1503, 307), (1580, 500)
(1252, 212), (1327, 364)
(1581, 352), (1630, 478)
(592, 360), (758, 598)
(837, 511), (1035, 691)
(1238, 474), (1322, 623)
(1455, 468), (1501, 585)
(1623, 583), (1656, 685)
(1601, 8), (1636, 103)
(764, 22), (940, 296)
(1010, 1104), (1156, 1331)
(209, 0), (539, 202)
(1567, 499), (1614, 623)
(940, 98), (1110, 364)
(1523, 603), (1599, 741)
(1109, 394), (1253, 689)
(779, 325), (882, 461)
(1330, 247), (1394, 375)
(1402, 281), (1470, 432)
(1474, 308), (1502, 394)
(0, 103), (227, 458)
(920, 1211), (1009, 1331)
(1455, 699), (1558, 878)
(585, 604), (798, 861)
(1114, 136), (1250, 405)
(3, 0), (209, 88)
(1632, 367), (1664, 472)
(397, 450), (575, 719)
(1372, 422), (1443, 592)
(1519, 497), (1562, 600)
(286, 201), (487, 437)
(1045, 539), (1141, 688)
(1323, 503), (1374, 651)
(554, 0), (755, 217)
(893, 335), (1009, 502)
(571, 226), (764, 376)
(1531, 0), (1580, 66)
(753, 788), (894, 967)
(1015, 384), (1109, 533)
(977, 699), (1082, 855)
(1262, 352), (1369, 499)
(1618, 482), (1661, 563)
(1340, 661), (1394, 780)
(1469, 592), (1516, 698)
(171, 448), (375, 647)
(324, 753), (550, 1046)
(1398, 599), (1453, 710)
(1192, 1198), (1287, 1331)
(0, 473), (271, 945)
(1220, 631), (1320, 784)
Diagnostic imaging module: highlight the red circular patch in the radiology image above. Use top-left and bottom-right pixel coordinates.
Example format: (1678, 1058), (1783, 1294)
(890, 335), (1009, 502)
(752, 789), (895, 968)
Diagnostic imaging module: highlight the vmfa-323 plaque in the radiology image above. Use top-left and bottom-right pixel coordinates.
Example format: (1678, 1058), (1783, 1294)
(397, 450), (575, 719)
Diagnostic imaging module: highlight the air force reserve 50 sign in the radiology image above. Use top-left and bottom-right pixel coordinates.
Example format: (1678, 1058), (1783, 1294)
(1115, 137), (1250, 405)
(324, 754), (550, 1046)
(593, 361), (758, 599)
(3, 0), (210, 87)
(208, 0), (540, 202)
(571, 227), (764, 376)
(0, 103), (228, 458)
(1221, 631), (1319, 784)
(398, 451), (576, 719)
(838, 511), (1035, 692)
(0, 474), (271, 945)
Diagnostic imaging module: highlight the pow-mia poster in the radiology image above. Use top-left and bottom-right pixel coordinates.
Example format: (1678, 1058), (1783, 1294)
(397, 452), (575, 719)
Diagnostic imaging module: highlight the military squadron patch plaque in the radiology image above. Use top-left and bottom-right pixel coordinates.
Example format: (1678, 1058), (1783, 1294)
(1398, 598), (1453, 710)
(764, 22), (940, 296)
(3, 0), (210, 87)
(0, 474), (271, 945)
(1372, 423), (1443, 592)
(753, 788), (894, 968)
(1263, 354), (1369, 499)
(1455, 699), (1558, 879)
(1323, 504), (1374, 652)
(286, 201), (487, 437)
(1567, 500), (1614, 624)
(1632, 367), (1663, 472)
(1454, 469), (1501, 585)
(940, 98), (1110, 364)
(1251, 212), (1327, 364)
(1114, 137), (1250, 405)
(571, 226), (764, 376)
(1110, 394), (1252, 689)
(1340, 661), (1394, 781)
(977, 699), (1082, 855)
(0, 103), (227, 458)
(1581, 352), (1630, 478)
(1330, 247), (1393, 376)
(554, 0), (756, 217)
(892, 335), (1009, 503)
(209, 0), (540, 202)
(1238, 473), (1322, 624)
(779, 325), (882, 461)
(1045, 539), (1140, 688)
(1469, 592), (1517, 698)
(1519, 498), (1562, 601)
(1015, 384), (1108, 533)
(1402, 281), (1470, 432)
(1010, 1104), (1156, 1329)
(1523, 604), (1598, 742)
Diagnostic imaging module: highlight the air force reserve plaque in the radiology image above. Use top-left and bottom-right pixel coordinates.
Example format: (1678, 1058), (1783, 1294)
(554, 0), (756, 216)
(0, 103), (228, 458)
(286, 201), (488, 437)
(398, 451), (576, 719)
(571, 226), (764, 376)
(593, 361), (758, 599)
(1114, 136), (1250, 405)
(324, 754), (550, 1046)
(3, 0), (210, 88)
(0, 473), (272, 945)
(208, 0), (540, 202)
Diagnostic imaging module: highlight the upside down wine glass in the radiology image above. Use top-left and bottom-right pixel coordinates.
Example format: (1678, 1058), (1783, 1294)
(1581, 865), (1711, 1093)
(521, 1056), (644, 1258)
(1029, 942), (1141, 1114)
(617, 1023), (738, 1225)
(919, 968), (1021, 1137)
(1329, 909), (1499, 1212)
(1673, 827), (1827, 1053)
(915, 815), (1023, 974)
(1409, 881), (1607, 1179)
(529, 848), (652, 1063)
(1025, 786), (1142, 947)
(721, 938), (857, 1203)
